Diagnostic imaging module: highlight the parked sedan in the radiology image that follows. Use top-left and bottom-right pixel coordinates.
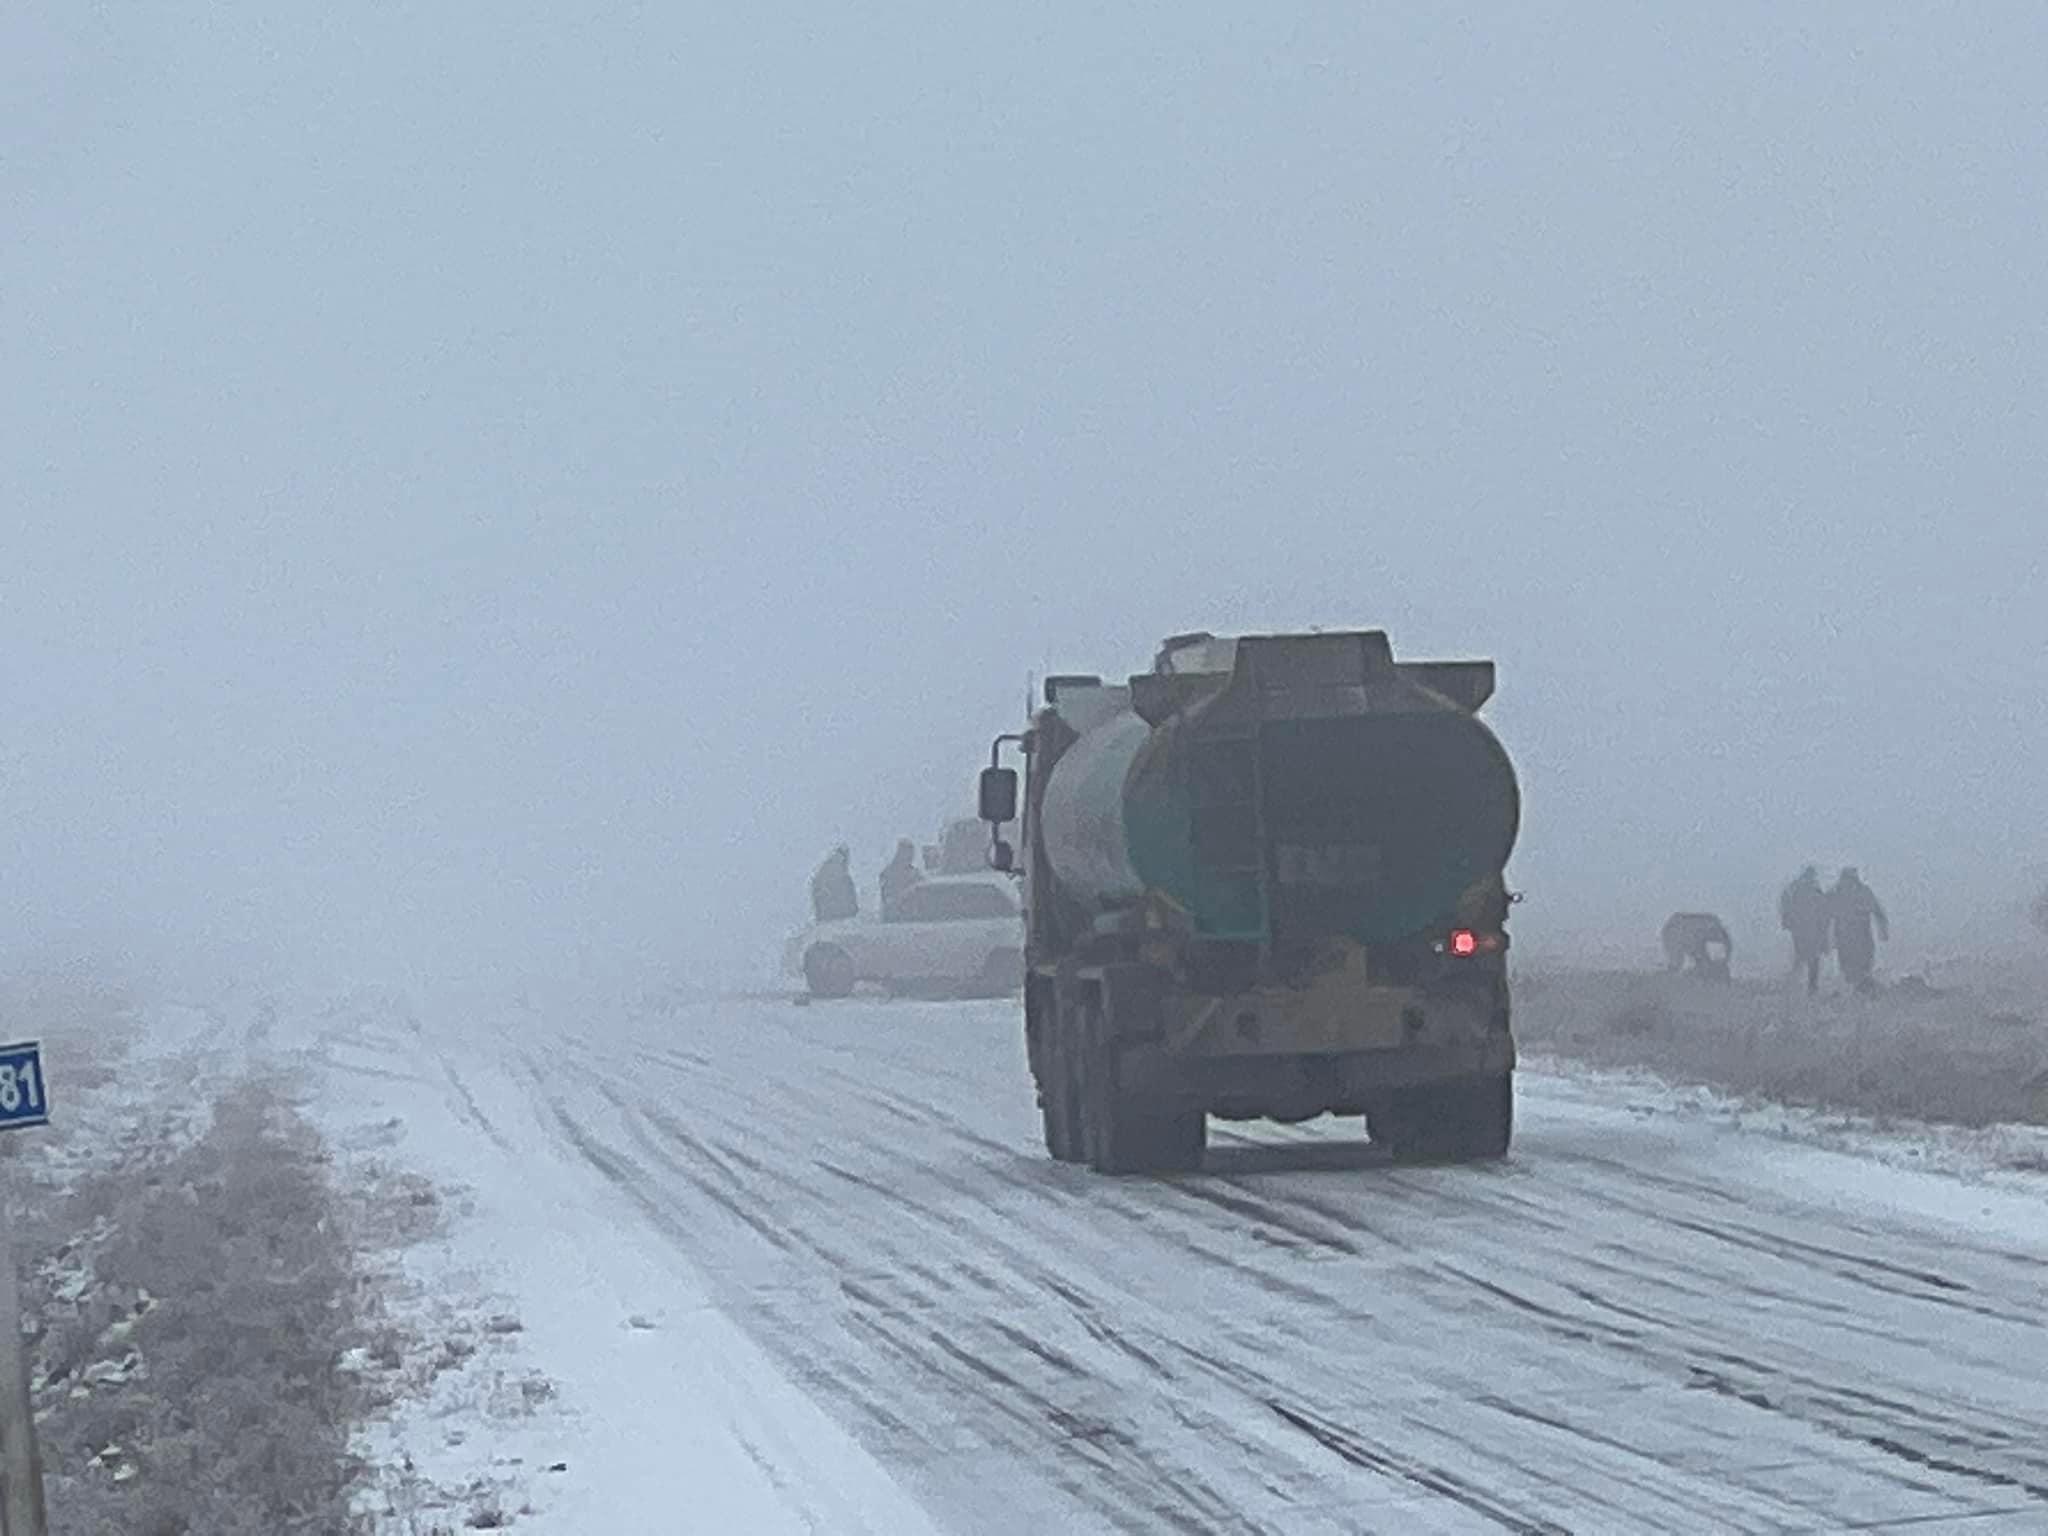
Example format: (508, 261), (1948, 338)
(786, 876), (1024, 999)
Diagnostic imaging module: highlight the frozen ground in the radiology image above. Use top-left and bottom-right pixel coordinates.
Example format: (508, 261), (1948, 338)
(13, 968), (2048, 1532)
(1515, 958), (2048, 1134)
(276, 978), (2048, 1534)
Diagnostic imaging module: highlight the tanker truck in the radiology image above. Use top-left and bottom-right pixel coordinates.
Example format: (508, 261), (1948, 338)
(976, 629), (1520, 1175)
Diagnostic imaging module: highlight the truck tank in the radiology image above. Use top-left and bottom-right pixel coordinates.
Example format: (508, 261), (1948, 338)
(1035, 631), (1519, 951)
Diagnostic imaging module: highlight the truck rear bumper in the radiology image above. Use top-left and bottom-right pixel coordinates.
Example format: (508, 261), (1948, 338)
(1107, 945), (1513, 1117)
(1151, 941), (1507, 1060)
(1123, 1035), (1514, 1120)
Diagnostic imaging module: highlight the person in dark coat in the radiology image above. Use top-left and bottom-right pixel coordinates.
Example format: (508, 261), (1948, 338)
(1828, 867), (1890, 995)
(937, 816), (988, 875)
(1779, 865), (1831, 996)
(879, 838), (922, 916)
(810, 845), (859, 923)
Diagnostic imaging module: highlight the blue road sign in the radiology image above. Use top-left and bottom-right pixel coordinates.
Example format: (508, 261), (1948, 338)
(0, 1042), (49, 1131)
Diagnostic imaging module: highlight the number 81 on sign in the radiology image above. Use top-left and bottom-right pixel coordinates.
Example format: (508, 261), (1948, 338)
(0, 1042), (49, 1130)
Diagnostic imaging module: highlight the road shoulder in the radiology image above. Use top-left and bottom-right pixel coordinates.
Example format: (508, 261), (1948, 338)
(290, 989), (947, 1535)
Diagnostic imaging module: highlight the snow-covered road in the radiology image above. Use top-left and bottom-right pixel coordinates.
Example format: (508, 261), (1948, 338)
(294, 990), (2048, 1534)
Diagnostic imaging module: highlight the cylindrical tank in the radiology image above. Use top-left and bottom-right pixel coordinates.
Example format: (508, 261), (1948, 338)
(1038, 677), (1519, 946)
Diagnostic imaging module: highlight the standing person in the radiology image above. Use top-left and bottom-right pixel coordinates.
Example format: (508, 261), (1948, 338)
(810, 845), (859, 923)
(1828, 867), (1890, 996)
(1779, 865), (1831, 996)
(879, 838), (922, 916)
(938, 816), (987, 875)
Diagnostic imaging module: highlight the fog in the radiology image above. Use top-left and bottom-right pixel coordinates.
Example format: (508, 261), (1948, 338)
(5, 4), (2045, 992)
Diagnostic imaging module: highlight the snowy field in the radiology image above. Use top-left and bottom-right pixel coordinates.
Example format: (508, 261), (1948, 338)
(1515, 957), (2048, 1139)
(9, 966), (2048, 1533)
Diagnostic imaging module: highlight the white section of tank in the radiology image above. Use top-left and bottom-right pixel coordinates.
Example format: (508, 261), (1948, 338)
(1036, 686), (1146, 913)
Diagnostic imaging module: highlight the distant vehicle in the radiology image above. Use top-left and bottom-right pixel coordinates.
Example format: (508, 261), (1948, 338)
(925, 814), (1007, 875)
(787, 874), (1025, 1000)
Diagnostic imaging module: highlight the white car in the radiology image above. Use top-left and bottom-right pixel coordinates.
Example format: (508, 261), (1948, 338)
(786, 875), (1025, 999)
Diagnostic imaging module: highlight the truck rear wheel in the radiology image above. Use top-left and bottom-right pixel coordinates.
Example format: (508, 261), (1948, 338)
(1040, 1005), (1086, 1163)
(1458, 1071), (1514, 1160)
(1080, 1001), (1205, 1176)
(1369, 1072), (1512, 1163)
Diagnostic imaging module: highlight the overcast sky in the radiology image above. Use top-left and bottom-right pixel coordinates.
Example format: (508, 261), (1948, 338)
(5, 3), (2045, 987)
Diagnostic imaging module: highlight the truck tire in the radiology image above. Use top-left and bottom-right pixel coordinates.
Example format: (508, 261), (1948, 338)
(1040, 1001), (1086, 1163)
(1454, 1071), (1514, 1161)
(1145, 1104), (1209, 1174)
(1369, 1072), (1512, 1163)
(1080, 1000), (1205, 1175)
(1365, 1093), (1423, 1160)
(802, 944), (856, 999)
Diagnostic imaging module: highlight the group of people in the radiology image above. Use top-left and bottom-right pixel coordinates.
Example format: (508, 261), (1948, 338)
(1778, 865), (1890, 996)
(809, 840), (927, 923)
(1661, 866), (1892, 996)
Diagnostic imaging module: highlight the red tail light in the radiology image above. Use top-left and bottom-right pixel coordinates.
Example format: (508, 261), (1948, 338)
(1443, 928), (1503, 957)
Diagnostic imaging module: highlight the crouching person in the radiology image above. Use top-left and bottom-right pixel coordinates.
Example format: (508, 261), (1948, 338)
(1661, 911), (1733, 982)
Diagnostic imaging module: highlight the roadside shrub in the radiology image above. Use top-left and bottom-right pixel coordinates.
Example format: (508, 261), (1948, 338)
(34, 1080), (372, 1536)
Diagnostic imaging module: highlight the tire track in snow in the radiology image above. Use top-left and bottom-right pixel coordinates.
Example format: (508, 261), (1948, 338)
(518, 998), (2048, 1533)
(580, 1059), (1671, 1525)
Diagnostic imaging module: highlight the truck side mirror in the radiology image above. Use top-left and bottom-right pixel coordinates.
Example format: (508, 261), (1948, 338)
(978, 766), (1018, 825)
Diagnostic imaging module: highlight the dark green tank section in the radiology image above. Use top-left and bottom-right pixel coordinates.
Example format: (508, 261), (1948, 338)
(1037, 632), (1520, 947)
